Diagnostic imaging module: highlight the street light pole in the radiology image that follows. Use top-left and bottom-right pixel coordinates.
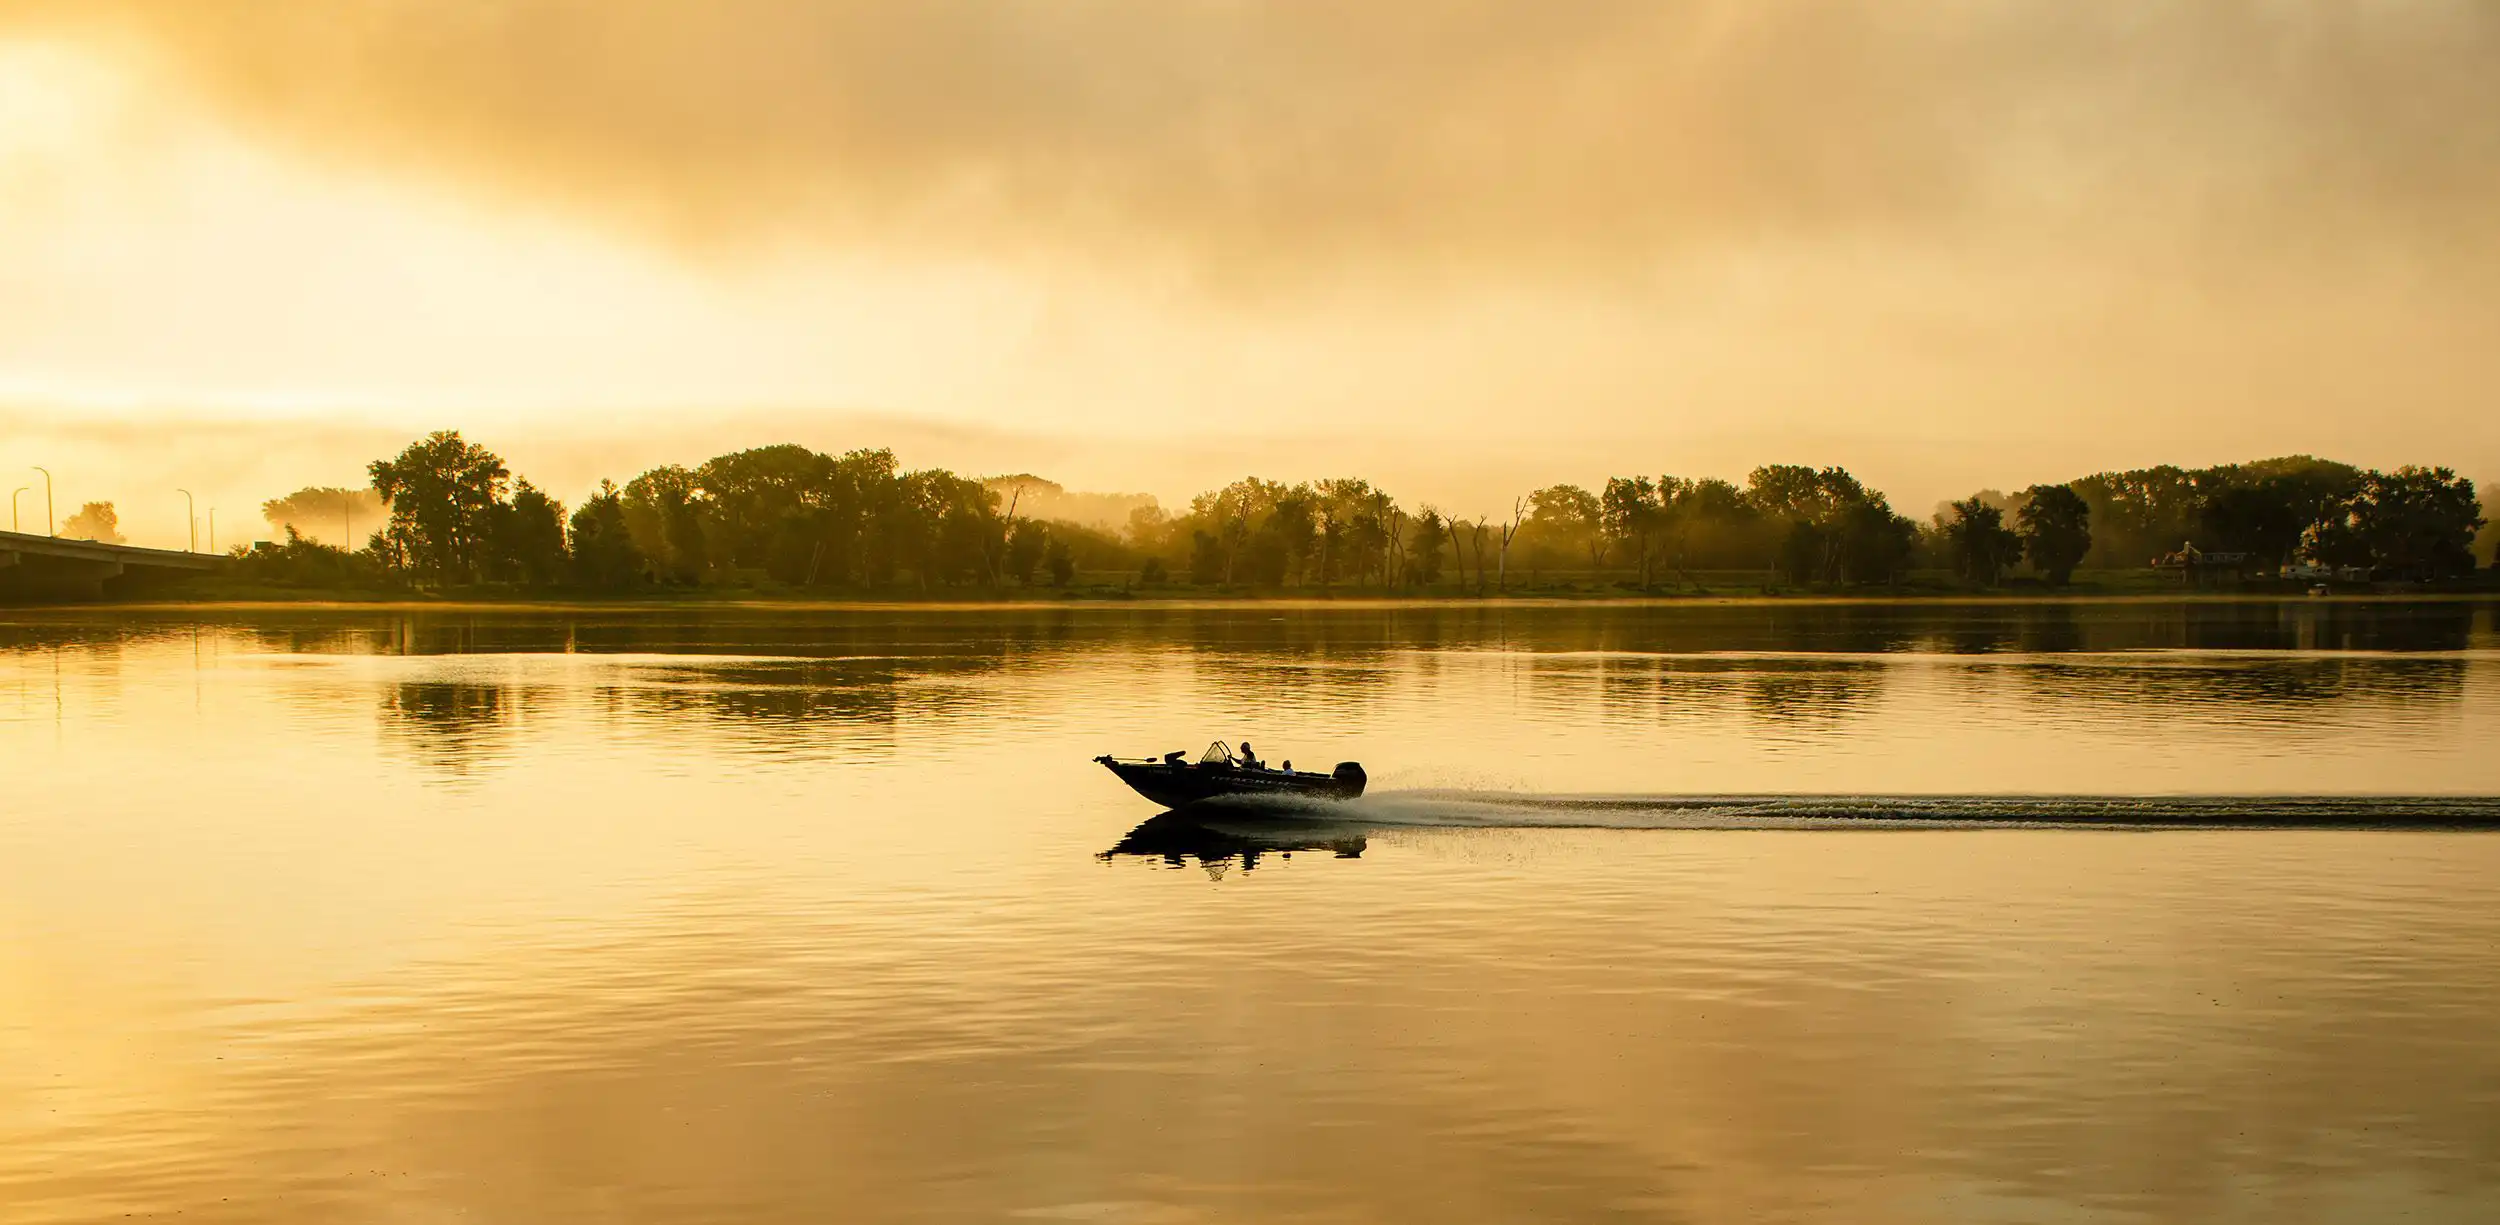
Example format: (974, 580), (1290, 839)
(10, 487), (23, 533)
(208, 508), (216, 554)
(178, 488), (195, 552)
(31, 467), (52, 536)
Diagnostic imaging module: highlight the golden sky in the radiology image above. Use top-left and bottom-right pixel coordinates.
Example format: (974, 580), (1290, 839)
(2, 1), (2496, 547)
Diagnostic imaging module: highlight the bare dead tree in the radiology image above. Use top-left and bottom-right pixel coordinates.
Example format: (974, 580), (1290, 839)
(1497, 496), (1524, 593)
(977, 482), (1027, 586)
(1385, 509), (1407, 591)
(1458, 516), (1485, 596)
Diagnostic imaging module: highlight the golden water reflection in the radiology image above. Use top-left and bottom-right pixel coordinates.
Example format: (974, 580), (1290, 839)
(4, 603), (2500, 1222)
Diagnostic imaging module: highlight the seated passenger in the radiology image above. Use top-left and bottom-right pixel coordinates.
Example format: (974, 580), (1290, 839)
(1236, 740), (1264, 770)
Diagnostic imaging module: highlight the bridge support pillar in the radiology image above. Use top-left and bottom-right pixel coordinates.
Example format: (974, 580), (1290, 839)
(0, 555), (124, 602)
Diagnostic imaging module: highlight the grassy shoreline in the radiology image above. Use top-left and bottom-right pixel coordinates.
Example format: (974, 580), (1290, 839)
(11, 586), (2500, 617)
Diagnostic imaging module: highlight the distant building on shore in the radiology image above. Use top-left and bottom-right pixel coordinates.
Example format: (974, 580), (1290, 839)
(2279, 560), (2370, 582)
(2151, 541), (2254, 586)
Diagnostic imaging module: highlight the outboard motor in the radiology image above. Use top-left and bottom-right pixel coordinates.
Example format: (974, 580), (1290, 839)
(1331, 762), (1368, 797)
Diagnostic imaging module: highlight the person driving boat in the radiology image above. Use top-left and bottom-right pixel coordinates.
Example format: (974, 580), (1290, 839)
(1235, 740), (1264, 770)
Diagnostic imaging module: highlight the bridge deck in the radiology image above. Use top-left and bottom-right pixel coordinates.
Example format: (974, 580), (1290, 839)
(1, 529), (230, 601)
(0, 529), (228, 570)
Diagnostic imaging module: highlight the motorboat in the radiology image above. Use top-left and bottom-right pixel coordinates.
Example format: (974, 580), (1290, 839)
(1095, 741), (1366, 809)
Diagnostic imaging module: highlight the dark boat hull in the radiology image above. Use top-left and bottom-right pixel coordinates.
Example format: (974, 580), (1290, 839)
(1095, 756), (1365, 809)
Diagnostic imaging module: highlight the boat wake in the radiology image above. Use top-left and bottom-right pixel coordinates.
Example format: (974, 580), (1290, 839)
(1099, 792), (2500, 867)
(1184, 790), (2500, 831)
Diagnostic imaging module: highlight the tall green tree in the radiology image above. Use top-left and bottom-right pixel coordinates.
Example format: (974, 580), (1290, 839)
(836, 448), (904, 586)
(1776, 520), (1830, 586)
(2070, 456), (2358, 569)
(1188, 527), (1226, 585)
(1746, 465), (1900, 584)
(2365, 466), (2481, 578)
(694, 444), (839, 582)
(1407, 507), (1449, 587)
(1653, 477), (1764, 578)
(2193, 461), (2358, 568)
(1311, 478), (1396, 587)
(497, 479), (570, 585)
(1520, 483), (1603, 573)
(663, 443), (908, 586)
(369, 431), (509, 583)
(1600, 476), (1660, 586)
(568, 481), (644, 590)
(261, 486), (387, 549)
(60, 501), (124, 545)
(2304, 467), (2482, 579)
(1834, 499), (1918, 585)
(1266, 488), (1319, 585)
(2197, 482), (2308, 568)
(2069, 464), (2203, 567)
(1746, 465), (1867, 525)
(1943, 497), (2023, 585)
(1004, 518), (1049, 584)
(888, 469), (1000, 588)
(1181, 477), (1304, 586)
(621, 465), (708, 583)
(2231, 456), (2365, 542)
(2016, 484), (2092, 585)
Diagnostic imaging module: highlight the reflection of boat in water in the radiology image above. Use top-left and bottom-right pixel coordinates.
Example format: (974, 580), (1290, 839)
(1095, 741), (1366, 809)
(1099, 809), (1367, 870)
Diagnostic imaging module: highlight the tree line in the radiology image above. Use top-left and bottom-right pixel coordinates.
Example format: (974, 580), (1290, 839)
(240, 431), (2487, 593)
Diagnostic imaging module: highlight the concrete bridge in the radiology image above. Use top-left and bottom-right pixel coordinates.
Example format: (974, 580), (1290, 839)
(0, 530), (229, 602)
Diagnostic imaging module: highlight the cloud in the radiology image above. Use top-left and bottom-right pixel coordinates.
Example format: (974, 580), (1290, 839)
(6, 2), (2498, 522)
(13, 1), (2497, 291)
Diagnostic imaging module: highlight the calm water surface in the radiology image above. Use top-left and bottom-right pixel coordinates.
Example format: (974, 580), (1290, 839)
(5, 601), (2499, 1223)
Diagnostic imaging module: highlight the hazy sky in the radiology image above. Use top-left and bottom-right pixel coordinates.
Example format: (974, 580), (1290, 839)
(3, 1), (2496, 547)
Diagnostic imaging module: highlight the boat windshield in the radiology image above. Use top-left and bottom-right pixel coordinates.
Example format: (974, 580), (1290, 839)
(1200, 741), (1233, 765)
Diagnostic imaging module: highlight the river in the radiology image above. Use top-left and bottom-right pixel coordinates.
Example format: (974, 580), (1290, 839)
(4, 600), (2497, 1222)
